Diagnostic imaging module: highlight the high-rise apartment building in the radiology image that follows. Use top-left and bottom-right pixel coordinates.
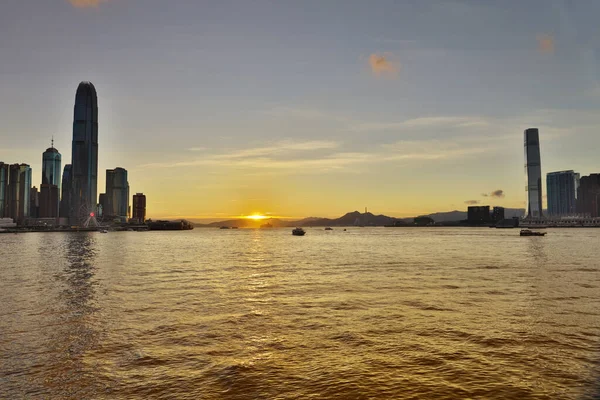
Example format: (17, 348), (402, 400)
(105, 167), (129, 221)
(133, 193), (146, 223)
(70, 81), (98, 224)
(577, 174), (600, 217)
(7, 164), (32, 223)
(547, 170), (579, 216)
(524, 128), (543, 218)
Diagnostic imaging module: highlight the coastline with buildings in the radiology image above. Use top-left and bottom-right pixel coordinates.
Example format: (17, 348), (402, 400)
(1, 83), (599, 232)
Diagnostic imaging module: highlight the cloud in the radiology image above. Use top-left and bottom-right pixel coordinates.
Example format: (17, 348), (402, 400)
(351, 116), (490, 132)
(537, 34), (555, 54)
(68, 0), (109, 7)
(481, 190), (504, 198)
(368, 53), (400, 78)
(464, 200), (480, 205)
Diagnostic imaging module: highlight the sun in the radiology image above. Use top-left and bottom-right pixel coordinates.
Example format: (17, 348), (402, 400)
(245, 214), (268, 220)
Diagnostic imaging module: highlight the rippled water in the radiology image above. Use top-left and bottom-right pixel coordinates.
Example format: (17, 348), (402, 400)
(1, 228), (600, 399)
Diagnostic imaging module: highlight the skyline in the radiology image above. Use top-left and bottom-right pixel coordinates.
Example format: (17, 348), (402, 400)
(2, 1), (600, 220)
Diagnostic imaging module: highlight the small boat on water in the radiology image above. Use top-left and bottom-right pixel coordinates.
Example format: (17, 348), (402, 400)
(219, 226), (231, 229)
(325, 227), (333, 231)
(292, 227), (306, 236)
(520, 229), (546, 237)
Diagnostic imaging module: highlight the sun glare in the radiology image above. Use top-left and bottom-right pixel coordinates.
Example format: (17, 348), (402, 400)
(245, 214), (268, 220)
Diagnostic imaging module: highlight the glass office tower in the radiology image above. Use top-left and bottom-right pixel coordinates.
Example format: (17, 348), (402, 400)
(70, 81), (98, 224)
(524, 128), (543, 219)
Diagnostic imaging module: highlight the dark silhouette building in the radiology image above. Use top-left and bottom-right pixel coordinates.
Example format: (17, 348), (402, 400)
(577, 174), (600, 217)
(524, 128), (543, 218)
(0, 162), (8, 218)
(105, 167), (129, 221)
(492, 206), (505, 222)
(59, 164), (72, 219)
(468, 205), (491, 224)
(133, 193), (146, 223)
(30, 186), (39, 218)
(547, 170), (579, 216)
(98, 193), (106, 217)
(70, 81), (98, 224)
(40, 184), (59, 218)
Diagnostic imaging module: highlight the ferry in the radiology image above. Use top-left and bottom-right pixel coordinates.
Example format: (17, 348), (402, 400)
(292, 227), (306, 236)
(520, 229), (546, 237)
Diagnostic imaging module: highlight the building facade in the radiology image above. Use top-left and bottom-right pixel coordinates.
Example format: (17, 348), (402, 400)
(524, 128), (543, 218)
(547, 170), (579, 216)
(577, 174), (600, 218)
(105, 167), (129, 221)
(70, 81), (99, 224)
(133, 193), (146, 223)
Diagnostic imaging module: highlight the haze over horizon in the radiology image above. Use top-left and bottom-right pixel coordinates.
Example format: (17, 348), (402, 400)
(1, 0), (599, 220)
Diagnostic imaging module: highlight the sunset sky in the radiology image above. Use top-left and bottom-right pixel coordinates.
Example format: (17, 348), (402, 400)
(1, 0), (599, 220)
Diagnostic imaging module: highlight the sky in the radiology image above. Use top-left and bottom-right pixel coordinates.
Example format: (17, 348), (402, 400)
(1, 0), (599, 220)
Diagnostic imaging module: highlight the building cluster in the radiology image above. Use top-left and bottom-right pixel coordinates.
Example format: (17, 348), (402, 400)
(0, 82), (147, 228)
(467, 128), (600, 225)
(525, 128), (600, 219)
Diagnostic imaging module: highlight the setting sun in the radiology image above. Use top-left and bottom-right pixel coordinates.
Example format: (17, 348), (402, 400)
(244, 214), (268, 220)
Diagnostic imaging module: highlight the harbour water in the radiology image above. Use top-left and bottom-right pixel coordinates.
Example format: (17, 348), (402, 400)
(1, 228), (600, 399)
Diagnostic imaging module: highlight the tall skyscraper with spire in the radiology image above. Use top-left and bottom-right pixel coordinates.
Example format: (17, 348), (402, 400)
(41, 138), (61, 218)
(524, 128), (543, 219)
(70, 81), (98, 224)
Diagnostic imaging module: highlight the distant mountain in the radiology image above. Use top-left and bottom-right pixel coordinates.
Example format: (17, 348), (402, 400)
(197, 217), (288, 228)
(196, 208), (527, 228)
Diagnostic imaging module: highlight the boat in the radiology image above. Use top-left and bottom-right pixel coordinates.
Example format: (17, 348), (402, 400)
(260, 223), (273, 229)
(520, 229), (546, 237)
(325, 227), (333, 230)
(219, 226), (231, 229)
(292, 227), (306, 236)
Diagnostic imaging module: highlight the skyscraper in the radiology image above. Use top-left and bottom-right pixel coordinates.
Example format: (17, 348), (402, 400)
(59, 164), (72, 219)
(105, 167), (129, 221)
(546, 170), (579, 216)
(524, 128), (543, 219)
(42, 142), (61, 187)
(133, 193), (146, 223)
(7, 164), (32, 224)
(70, 81), (98, 224)
(0, 162), (8, 218)
(42, 142), (61, 217)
